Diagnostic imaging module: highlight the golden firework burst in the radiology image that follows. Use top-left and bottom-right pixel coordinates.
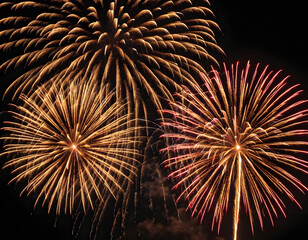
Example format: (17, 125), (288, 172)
(1, 80), (141, 215)
(0, 0), (223, 120)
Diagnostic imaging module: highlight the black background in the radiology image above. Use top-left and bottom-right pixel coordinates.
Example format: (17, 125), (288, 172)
(1, 0), (307, 239)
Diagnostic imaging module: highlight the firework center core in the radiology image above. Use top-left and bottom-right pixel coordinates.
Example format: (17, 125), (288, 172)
(235, 144), (241, 151)
(71, 143), (77, 150)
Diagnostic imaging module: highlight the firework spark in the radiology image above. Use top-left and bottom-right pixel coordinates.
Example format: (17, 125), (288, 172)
(161, 61), (308, 239)
(0, 0), (223, 120)
(1, 81), (141, 215)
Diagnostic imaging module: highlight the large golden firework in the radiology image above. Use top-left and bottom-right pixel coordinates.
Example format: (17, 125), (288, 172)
(161, 61), (308, 240)
(0, 0), (223, 118)
(1, 80), (141, 215)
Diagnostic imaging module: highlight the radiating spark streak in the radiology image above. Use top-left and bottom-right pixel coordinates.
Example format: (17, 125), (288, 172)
(161, 61), (308, 239)
(1, 80), (141, 215)
(233, 151), (242, 240)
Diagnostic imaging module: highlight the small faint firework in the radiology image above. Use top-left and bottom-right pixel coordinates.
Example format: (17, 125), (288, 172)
(161, 61), (308, 240)
(1, 81), (141, 215)
(0, 0), (223, 119)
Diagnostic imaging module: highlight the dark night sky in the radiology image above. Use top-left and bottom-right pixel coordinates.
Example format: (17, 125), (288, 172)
(1, 1), (307, 239)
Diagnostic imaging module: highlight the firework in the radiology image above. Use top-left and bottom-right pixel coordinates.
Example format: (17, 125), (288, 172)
(1, 81), (141, 215)
(161, 61), (308, 240)
(0, 0), (223, 119)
